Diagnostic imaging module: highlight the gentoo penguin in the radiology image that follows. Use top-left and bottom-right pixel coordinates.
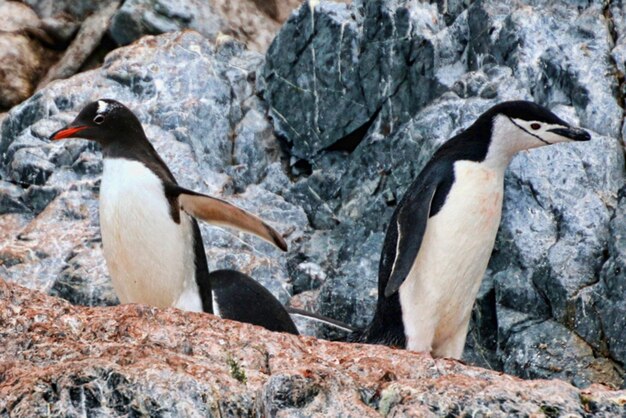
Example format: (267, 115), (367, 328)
(355, 101), (590, 357)
(49, 99), (298, 334)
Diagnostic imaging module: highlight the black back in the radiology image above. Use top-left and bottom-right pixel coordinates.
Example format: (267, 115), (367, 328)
(210, 269), (299, 334)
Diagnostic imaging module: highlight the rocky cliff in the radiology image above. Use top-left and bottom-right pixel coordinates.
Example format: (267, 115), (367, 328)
(0, 0), (625, 404)
(1, 280), (625, 416)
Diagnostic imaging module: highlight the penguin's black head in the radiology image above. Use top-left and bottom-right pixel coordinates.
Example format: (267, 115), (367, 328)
(460, 101), (591, 167)
(49, 99), (145, 146)
(481, 100), (590, 146)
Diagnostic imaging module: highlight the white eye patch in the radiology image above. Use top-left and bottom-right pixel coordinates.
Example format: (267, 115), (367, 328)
(97, 100), (109, 114)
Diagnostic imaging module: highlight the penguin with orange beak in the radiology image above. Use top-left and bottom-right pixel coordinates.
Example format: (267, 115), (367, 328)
(51, 99), (298, 334)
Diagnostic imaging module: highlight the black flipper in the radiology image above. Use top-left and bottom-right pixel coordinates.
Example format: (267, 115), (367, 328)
(357, 167), (447, 347)
(382, 181), (437, 297)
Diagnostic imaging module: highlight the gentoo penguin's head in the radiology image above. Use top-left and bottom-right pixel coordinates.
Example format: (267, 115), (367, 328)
(49, 99), (145, 146)
(473, 100), (591, 167)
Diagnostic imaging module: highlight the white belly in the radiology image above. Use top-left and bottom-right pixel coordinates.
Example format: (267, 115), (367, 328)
(99, 158), (202, 312)
(399, 160), (504, 356)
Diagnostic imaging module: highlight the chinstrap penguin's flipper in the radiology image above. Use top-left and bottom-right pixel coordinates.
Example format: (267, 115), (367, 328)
(166, 184), (288, 252)
(382, 181), (437, 297)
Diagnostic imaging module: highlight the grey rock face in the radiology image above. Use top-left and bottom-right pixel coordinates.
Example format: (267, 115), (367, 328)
(19, 0), (98, 51)
(0, 180), (30, 215)
(22, 0), (100, 21)
(50, 243), (119, 307)
(264, 1), (447, 160)
(597, 186), (626, 372)
(109, 0), (224, 46)
(37, 1), (122, 90)
(264, 0), (626, 388)
(467, 0), (622, 139)
(107, 0), (296, 53)
(0, 32), (305, 313)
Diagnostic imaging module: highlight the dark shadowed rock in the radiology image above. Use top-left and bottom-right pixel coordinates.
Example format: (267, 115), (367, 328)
(0, 180), (30, 215)
(109, 0), (224, 46)
(37, 1), (122, 89)
(108, 0), (304, 53)
(264, 1), (446, 160)
(597, 186), (626, 369)
(50, 244), (119, 307)
(22, 0), (100, 21)
(21, 184), (59, 214)
(9, 147), (56, 185)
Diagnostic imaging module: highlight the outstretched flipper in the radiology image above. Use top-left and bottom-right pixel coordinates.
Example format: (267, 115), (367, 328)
(165, 184), (288, 252)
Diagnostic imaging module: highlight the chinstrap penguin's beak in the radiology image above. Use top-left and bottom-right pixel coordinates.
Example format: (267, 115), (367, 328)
(49, 125), (87, 140)
(547, 127), (591, 141)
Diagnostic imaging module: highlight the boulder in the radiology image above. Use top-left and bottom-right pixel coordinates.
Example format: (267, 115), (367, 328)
(0, 0), (58, 110)
(108, 0), (307, 52)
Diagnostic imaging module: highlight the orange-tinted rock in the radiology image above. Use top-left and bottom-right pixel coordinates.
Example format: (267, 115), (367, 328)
(0, 280), (624, 416)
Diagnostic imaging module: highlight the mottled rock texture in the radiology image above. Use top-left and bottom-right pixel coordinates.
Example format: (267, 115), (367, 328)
(36, 1), (122, 89)
(0, 0), (313, 111)
(1, 280), (625, 416)
(264, 0), (626, 388)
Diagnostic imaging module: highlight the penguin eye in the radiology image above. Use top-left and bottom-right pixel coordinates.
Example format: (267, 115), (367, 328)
(94, 114), (105, 124)
(530, 123), (541, 130)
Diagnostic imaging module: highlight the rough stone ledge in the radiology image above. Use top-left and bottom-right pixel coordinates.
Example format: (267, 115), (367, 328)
(0, 279), (624, 417)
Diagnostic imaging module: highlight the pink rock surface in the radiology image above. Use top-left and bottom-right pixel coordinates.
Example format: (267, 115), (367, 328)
(0, 279), (623, 416)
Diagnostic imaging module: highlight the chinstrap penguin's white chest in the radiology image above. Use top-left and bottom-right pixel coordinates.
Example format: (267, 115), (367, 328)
(99, 158), (203, 312)
(399, 160), (504, 357)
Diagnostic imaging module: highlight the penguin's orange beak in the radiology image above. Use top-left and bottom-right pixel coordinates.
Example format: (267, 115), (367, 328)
(49, 125), (87, 140)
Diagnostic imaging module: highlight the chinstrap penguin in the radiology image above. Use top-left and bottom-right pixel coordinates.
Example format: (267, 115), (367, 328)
(354, 101), (590, 358)
(50, 99), (298, 334)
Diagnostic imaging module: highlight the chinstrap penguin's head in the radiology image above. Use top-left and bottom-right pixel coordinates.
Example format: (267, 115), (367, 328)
(49, 99), (145, 146)
(472, 101), (591, 168)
